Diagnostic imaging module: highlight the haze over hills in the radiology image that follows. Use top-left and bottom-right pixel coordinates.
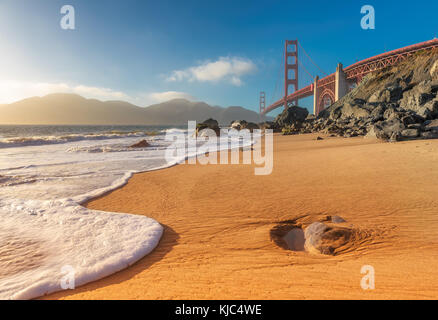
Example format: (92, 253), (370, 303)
(0, 94), (271, 125)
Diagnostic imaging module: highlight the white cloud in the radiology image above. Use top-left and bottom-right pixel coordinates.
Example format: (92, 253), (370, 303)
(146, 91), (196, 103)
(166, 56), (257, 86)
(73, 85), (127, 100)
(0, 80), (129, 104)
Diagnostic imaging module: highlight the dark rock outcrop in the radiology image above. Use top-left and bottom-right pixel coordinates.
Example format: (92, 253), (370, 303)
(275, 106), (309, 135)
(275, 106), (309, 127)
(230, 120), (247, 130)
(230, 120), (260, 132)
(129, 139), (150, 148)
(195, 118), (220, 137)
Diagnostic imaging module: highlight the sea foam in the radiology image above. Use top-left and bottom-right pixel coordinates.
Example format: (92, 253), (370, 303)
(0, 199), (163, 300)
(0, 129), (251, 299)
(0, 133), (176, 299)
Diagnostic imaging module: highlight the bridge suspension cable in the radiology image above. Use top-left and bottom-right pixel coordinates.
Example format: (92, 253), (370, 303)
(297, 57), (315, 83)
(270, 46), (284, 104)
(298, 42), (328, 77)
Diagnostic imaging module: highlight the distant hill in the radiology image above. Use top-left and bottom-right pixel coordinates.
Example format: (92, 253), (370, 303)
(0, 94), (272, 125)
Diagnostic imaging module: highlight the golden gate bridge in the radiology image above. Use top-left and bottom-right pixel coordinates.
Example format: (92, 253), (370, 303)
(260, 38), (438, 116)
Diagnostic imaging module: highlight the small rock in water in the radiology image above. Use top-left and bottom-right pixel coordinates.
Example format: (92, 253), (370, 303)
(129, 139), (150, 148)
(316, 136), (324, 140)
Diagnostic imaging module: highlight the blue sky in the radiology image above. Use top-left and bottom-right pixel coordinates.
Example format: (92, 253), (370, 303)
(0, 0), (437, 115)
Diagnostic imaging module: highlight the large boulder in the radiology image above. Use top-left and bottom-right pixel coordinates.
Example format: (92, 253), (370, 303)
(383, 84), (404, 102)
(304, 222), (352, 255)
(230, 120), (259, 132)
(195, 118), (220, 137)
(401, 128), (420, 139)
(423, 119), (438, 132)
(230, 120), (248, 130)
(366, 118), (406, 141)
(416, 99), (438, 119)
(368, 83), (403, 104)
(399, 80), (437, 114)
(341, 102), (371, 119)
(421, 131), (438, 139)
(274, 106), (309, 128)
(370, 104), (386, 120)
(325, 106), (343, 120)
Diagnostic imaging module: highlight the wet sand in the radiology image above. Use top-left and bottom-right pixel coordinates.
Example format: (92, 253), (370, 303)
(47, 133), (438, 299)
(0, 232), (46, 278)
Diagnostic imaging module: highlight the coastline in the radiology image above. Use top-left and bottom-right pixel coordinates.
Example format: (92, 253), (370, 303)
(45, 133), (438, 300)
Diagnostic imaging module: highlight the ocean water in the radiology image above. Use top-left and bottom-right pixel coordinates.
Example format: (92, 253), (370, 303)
(0, 125), (250, 299)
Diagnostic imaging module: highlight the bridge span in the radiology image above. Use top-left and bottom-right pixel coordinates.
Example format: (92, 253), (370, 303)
(261, 38), (438, 116)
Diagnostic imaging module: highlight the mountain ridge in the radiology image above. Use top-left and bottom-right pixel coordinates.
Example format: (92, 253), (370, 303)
(0, 93), (272, 125)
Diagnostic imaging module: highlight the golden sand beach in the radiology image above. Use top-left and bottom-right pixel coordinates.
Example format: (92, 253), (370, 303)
(46, 133), (438, 300)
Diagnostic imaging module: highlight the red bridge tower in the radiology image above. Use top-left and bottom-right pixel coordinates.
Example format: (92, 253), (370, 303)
(284, 40), (299, 108)
(259, 91), (266, 114)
